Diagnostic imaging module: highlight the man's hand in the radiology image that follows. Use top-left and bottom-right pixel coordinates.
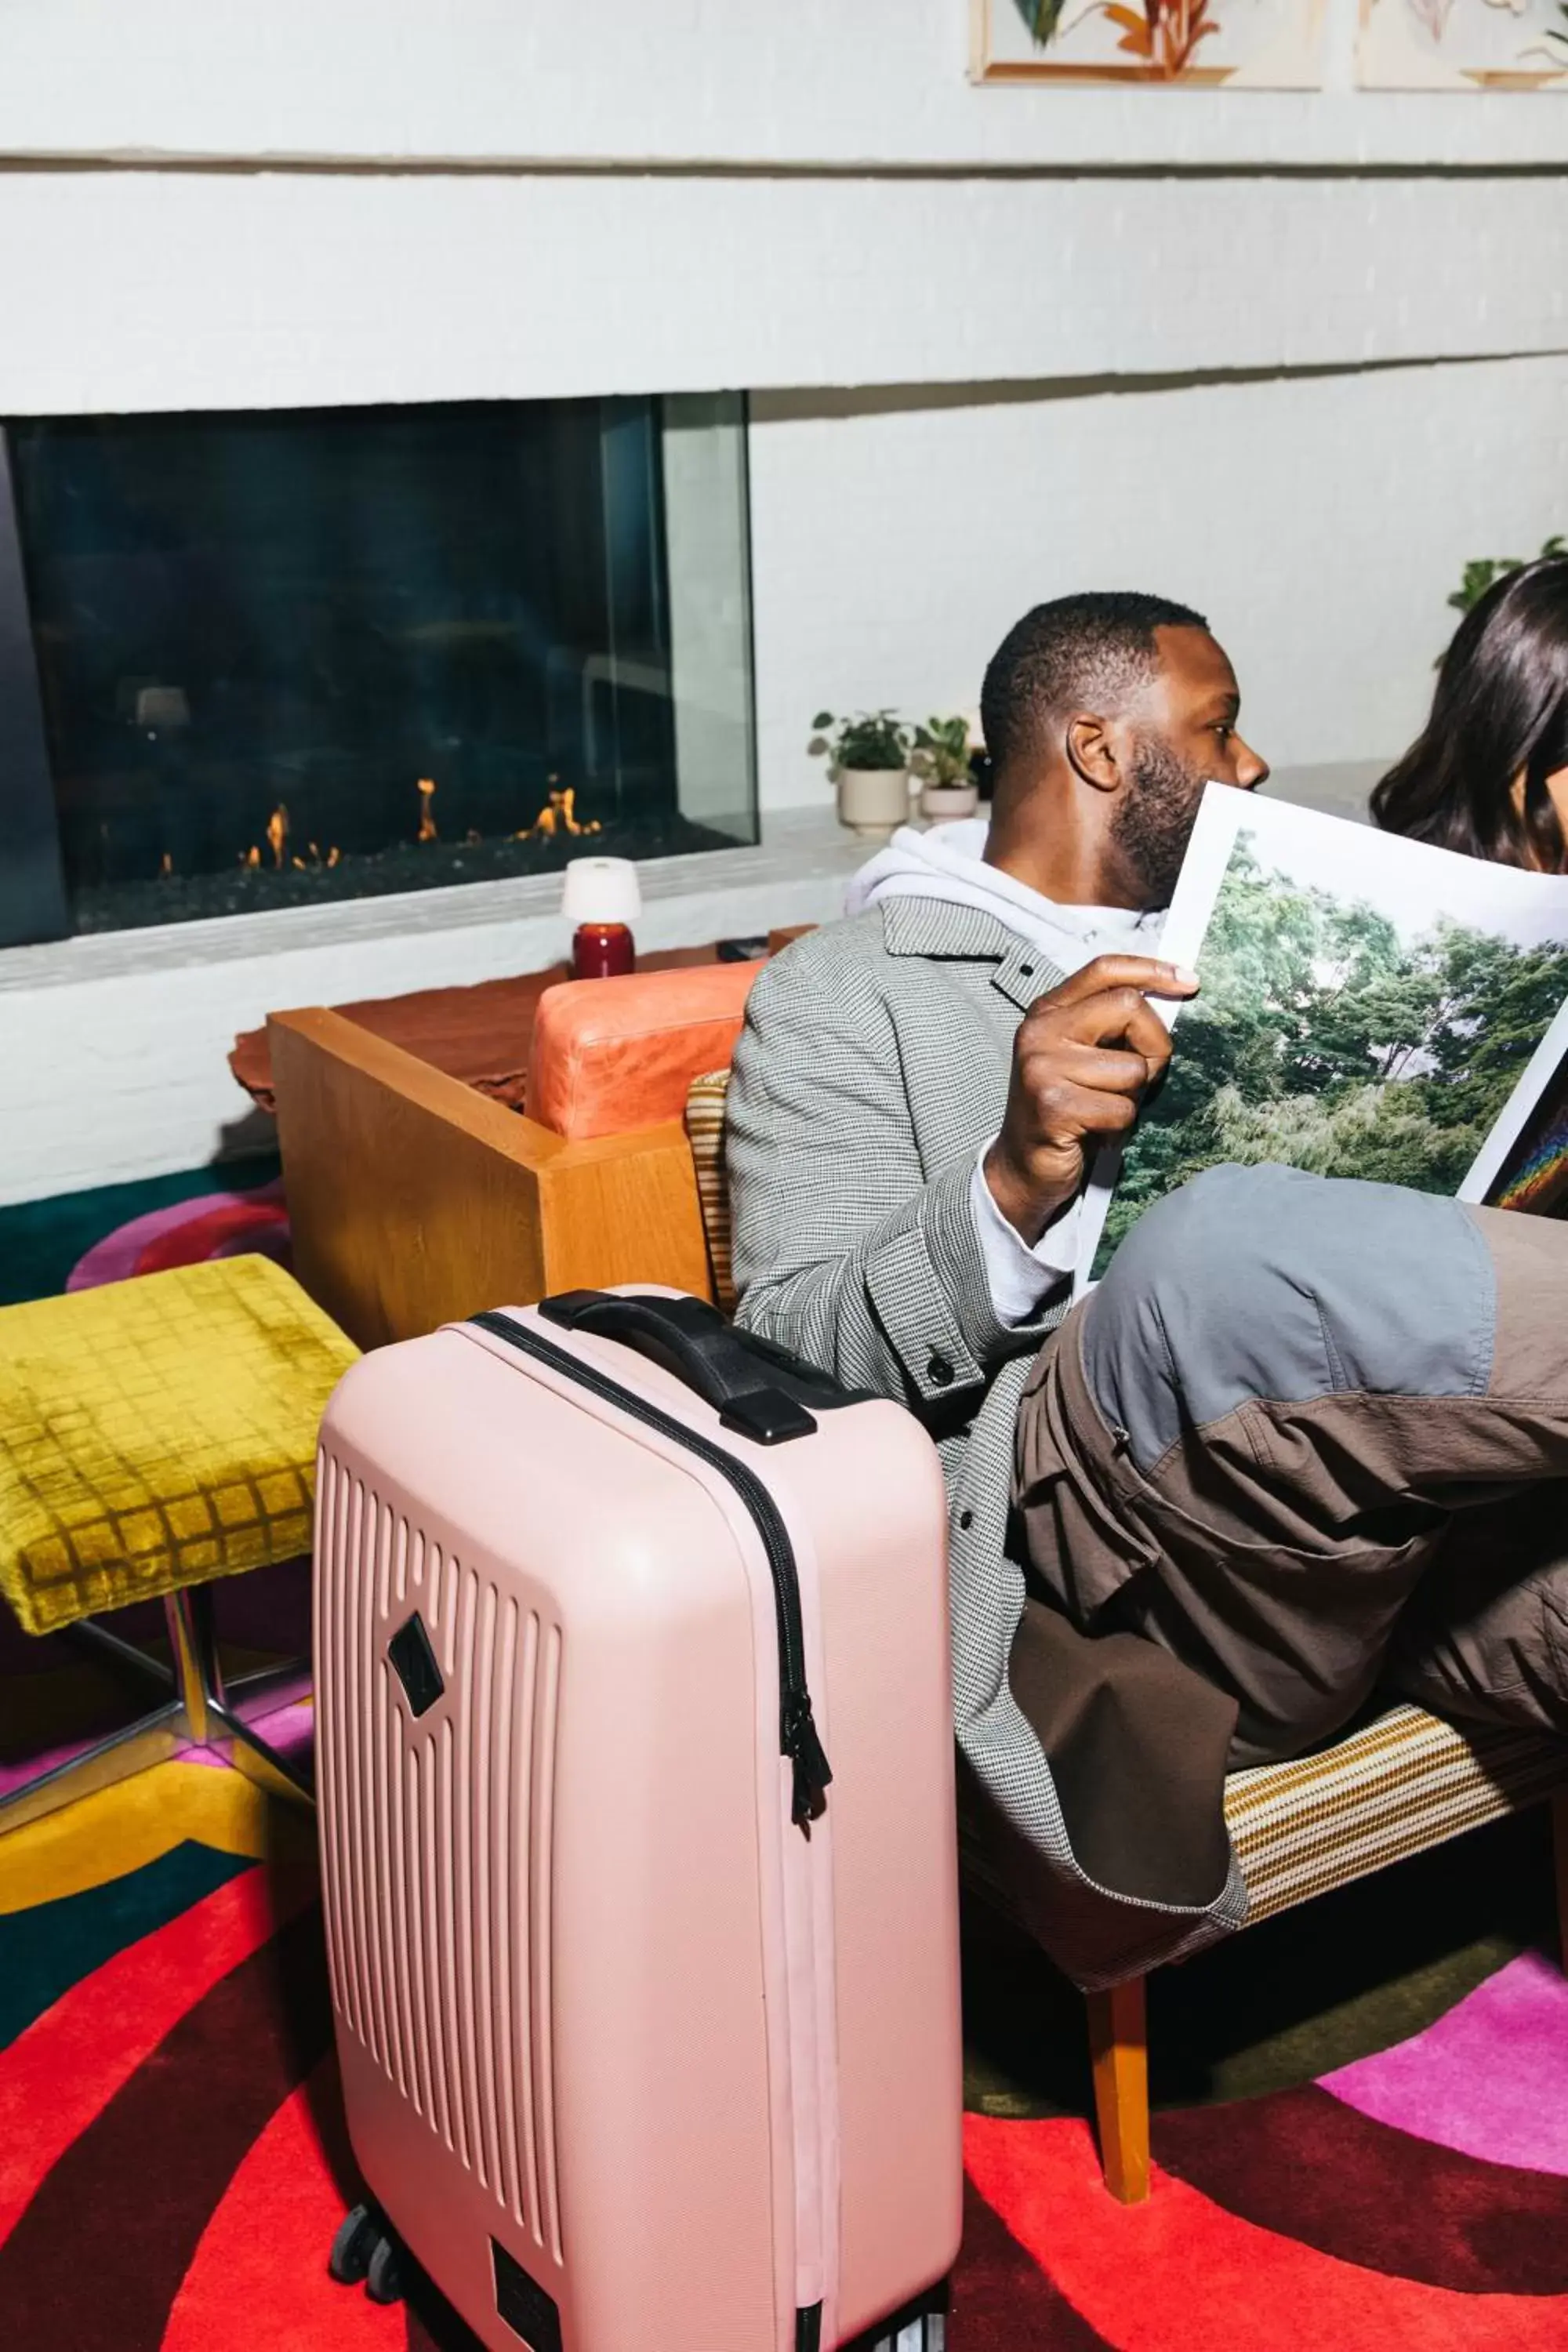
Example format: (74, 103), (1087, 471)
(983, 956), (1200, 1244)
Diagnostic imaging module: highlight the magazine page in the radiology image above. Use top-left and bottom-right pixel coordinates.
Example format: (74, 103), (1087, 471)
(1457, 994), (1568, 1215)
(1075, 785), (1568, 1296)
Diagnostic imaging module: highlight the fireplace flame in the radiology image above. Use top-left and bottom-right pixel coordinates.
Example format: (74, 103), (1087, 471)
(242, 846), (261, 869)
(514, 786), (601, 842)
(266, 805), (289, 869)
(416, 778), (438, 842)
(159, 851), (172, 878)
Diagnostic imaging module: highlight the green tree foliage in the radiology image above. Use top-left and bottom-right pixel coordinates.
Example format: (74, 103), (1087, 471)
(1096, 837), (1568, 1271)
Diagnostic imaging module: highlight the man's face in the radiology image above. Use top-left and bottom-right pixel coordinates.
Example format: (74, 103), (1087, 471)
(1111, 626), (1269, 905)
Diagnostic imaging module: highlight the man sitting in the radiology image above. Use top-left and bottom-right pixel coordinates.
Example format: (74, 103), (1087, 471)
(726, 591), (1568, 1982)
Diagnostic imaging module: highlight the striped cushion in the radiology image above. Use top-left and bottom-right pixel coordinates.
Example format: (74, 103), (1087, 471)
(1225, 1703), (1567, 1924)
(684, 1068), (736, 1316)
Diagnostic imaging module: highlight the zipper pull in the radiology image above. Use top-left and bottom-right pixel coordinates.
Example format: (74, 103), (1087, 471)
(784, 1694), (833, 1828)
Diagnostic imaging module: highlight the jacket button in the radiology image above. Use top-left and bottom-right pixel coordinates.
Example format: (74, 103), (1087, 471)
(958, 1508), (975, 1530)
(927, 1352), (955, 1388)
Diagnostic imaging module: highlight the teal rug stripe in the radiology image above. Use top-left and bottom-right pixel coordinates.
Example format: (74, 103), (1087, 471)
(0, 1156), (281, 1307)
(0, 1841), (254, 2050)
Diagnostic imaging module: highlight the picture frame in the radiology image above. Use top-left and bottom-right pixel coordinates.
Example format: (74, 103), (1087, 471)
(970, 0), (1327, 87)
(1357, 0), (1568, 90)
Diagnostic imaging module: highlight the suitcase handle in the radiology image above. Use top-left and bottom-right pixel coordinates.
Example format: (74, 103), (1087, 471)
(535, 1290), (858, 1444)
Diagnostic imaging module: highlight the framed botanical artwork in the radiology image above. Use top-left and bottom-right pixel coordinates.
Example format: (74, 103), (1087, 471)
(1358, 0), (1568, 87)
(970, 0), (1326, 85)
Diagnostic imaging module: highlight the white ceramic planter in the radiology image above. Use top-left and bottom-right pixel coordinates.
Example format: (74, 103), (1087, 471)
(919, 781), (980, 826)
(836, 767), (913, 840)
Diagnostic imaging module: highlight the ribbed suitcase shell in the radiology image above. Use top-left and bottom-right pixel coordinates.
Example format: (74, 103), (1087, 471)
(315, 1297), (963, 2351)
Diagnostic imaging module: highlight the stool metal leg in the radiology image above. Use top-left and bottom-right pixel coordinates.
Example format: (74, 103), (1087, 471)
(166, 1587), (214, 1745)
(0, 1702), (186, 1835)
(0, 1585), (314, 1839)
(60, 1616), (176, 1693)
(165, 1586), (314, 1811)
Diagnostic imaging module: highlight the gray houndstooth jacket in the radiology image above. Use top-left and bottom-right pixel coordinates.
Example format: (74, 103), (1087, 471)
(726, 898), (1248, 1989)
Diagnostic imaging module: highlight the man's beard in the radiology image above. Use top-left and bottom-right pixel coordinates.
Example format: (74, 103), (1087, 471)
(1110, 736), (1208, 907)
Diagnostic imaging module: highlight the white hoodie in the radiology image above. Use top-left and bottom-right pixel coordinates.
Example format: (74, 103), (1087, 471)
(844, 818), (1165, 1316)
(844, 816), (1164, 964)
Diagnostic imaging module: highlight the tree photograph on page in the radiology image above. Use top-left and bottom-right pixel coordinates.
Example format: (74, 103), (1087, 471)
(1080, 789), (1568, 1286)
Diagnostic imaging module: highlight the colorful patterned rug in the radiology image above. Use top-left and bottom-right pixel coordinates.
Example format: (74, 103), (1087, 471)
(2, 1766), (1566, 2351)
(0, 1154), (285, 1311)
(5, 1164), (1568, 2344)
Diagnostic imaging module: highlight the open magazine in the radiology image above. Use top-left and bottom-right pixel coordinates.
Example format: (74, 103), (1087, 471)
(1076, 786), (1568, 1295)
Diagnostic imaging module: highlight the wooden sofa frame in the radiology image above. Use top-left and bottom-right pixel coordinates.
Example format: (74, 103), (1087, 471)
(269, 1007), (715, 1351)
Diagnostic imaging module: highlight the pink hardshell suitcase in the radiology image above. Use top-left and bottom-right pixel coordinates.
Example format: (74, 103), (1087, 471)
(315, 1286), (963, 2352)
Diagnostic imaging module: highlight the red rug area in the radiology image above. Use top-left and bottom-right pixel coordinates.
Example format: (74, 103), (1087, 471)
(4, 1773), (1568, 2352)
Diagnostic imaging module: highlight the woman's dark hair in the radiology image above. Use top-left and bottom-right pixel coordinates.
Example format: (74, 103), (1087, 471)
(1371, 557), (1568, 870)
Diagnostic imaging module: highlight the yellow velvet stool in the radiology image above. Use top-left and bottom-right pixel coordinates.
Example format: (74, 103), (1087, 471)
(0, 1253), (358, 1832)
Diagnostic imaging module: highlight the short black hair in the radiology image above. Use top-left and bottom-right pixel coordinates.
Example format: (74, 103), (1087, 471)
(980, 591), (1210, 782)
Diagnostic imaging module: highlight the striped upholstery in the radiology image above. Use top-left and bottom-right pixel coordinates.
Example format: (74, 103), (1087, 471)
(686, 1062), (1568, 1935)
(1225, 1703), (1568, 1926)
(684, 1068), (737, 1315)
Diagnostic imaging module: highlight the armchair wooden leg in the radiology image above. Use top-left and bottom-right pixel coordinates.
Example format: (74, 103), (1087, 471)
(1087, 1976), (1150, 2205)
(1553, 1791), (1568, 1978)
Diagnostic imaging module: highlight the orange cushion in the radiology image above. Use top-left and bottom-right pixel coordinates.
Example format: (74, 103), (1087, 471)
(526, 961), (764, 1140)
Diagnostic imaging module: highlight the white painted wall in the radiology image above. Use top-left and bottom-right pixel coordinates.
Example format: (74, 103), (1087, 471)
(749, 353), (1568, 803)
(0, 170), (1562, 419)
(4, 0), (1568, 167)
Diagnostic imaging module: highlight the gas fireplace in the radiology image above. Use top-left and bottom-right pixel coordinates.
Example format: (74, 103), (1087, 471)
(0, 393), (756, 944)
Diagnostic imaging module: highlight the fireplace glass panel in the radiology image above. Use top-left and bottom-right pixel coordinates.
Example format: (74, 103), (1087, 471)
(9, 393), (756, 934)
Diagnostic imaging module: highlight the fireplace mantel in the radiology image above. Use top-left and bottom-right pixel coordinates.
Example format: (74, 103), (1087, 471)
(0, 807), (866, 1207)
(0, 766), (1381, 1210)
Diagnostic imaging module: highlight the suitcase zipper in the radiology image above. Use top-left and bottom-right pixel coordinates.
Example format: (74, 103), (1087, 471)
(468, 1310), (833, 1828)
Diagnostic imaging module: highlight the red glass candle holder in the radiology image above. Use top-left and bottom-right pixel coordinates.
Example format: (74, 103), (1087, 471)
(572, 920), (636, 981)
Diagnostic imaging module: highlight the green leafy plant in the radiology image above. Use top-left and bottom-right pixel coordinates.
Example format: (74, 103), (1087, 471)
(1449, 535), (1566, 618)
(1018, 0), (1073, 42)
(808, 710), (911, 775)
(910, 716), (975, 790)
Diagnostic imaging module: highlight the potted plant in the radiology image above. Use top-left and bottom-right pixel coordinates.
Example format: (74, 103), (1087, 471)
(808, 710), (913, 839)
(912, 714), (982, 824)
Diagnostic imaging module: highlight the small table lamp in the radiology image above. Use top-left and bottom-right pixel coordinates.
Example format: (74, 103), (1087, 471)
(562, 855), (642, 980)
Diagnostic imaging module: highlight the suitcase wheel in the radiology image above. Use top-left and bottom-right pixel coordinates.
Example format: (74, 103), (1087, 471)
(327, 2204), (379, 2287)
(365, 2233), (408, 2307)
(328, 2203), (406, 2306)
